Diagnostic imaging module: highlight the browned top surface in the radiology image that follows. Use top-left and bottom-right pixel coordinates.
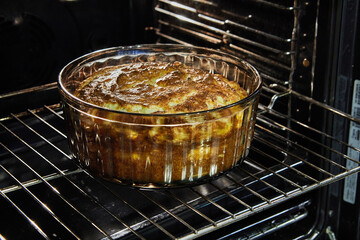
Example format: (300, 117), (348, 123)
(75, 61), (247, 114)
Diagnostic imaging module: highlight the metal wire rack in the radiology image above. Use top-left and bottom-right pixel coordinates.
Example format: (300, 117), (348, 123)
(154, 0), (297, 83)
(0, 88), (359, 239)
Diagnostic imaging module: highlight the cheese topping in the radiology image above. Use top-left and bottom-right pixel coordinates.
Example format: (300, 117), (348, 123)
(75, 61), (247, 114)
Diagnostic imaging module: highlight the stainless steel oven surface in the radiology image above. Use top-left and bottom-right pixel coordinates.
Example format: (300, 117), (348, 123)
(0, 0), (359, 239)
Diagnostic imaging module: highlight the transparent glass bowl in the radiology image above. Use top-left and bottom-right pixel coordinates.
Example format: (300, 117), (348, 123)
(58, 44), (262, 187)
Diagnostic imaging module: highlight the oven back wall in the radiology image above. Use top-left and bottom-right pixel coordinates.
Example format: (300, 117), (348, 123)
(0, 0), (155, 95)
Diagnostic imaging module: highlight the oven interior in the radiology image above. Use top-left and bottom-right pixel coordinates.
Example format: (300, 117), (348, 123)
(0, 0), (359, 239)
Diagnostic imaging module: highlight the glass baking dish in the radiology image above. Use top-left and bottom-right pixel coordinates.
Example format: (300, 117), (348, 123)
(58, 44), (262, 187)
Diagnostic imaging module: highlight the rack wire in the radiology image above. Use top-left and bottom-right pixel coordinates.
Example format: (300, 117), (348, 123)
(0, 91), (359, 239)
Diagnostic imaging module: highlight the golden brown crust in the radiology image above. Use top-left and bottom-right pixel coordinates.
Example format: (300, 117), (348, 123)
(75, 61), (247, 114)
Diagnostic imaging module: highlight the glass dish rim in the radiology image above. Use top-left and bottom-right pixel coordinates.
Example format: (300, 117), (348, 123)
(58, 44), (262, 117)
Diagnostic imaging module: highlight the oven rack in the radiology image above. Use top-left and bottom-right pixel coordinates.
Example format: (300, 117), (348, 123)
(0, 89), (359, 239)
(155, 0), (298, 81)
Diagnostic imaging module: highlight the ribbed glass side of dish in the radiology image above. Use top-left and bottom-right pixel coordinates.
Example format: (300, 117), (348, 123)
(58, 44), (261, 187)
